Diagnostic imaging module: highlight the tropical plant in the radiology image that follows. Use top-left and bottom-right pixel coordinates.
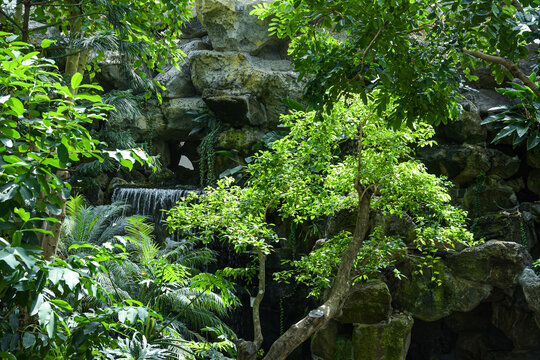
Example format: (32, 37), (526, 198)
(481, 74), (540, 150)
(58, 195), (130, 255)
(167, 96), (476, 359)
(59, 200), (238, 358)
(0, 237), (170, 359)
(0, 0), (192, 95)
(0, 34), (152, 259)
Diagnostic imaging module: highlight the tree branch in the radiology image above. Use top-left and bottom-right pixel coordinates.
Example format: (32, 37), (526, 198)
(347, 22), (387, 82)
(28, 12), (104, 33)
(0, 7), (24, 34)
(463, 49), (540, 98)
(511, 0), (524, 13)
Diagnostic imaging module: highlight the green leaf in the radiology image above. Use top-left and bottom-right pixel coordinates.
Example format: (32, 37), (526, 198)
(493, 125), (515, 142)
(22, 333), (35, 349)
(527, 132), (540, 150)
(283, 98), (305, 111)
(0, 249), (18, 269)
(57, 143), (69, 165)
(14, 207), (30, 222)
(50, 299), (73, 311)
(71, 72), (83, 90)
(40, 39), (55, 49)
(7, 98), (24, 117)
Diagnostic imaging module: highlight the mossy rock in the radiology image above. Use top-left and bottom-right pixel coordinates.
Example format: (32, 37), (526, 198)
(338, 280), (392, 324)
(352, 314), (414, 360)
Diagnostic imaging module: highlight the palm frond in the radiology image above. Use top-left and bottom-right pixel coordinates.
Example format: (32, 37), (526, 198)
(101, 90), (143, 123)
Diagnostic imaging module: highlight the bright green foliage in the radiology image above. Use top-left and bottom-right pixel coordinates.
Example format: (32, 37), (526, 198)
(0, 238), (169, 359)
(251, 0), (539, 127)
(168, 97), (475, 297)
(0, 35), (152, 246)
(58, 199), (237, 358)
(482, 74), (540, 150)
(0, 0), (192, 91)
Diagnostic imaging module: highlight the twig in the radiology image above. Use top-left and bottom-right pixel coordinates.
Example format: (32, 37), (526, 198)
(463, 49), (540, 98)
(346, 22), (387, 82)
(0, 7), (24, 34)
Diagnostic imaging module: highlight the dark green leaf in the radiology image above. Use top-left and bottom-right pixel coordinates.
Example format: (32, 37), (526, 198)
(57, 143), (69, 165)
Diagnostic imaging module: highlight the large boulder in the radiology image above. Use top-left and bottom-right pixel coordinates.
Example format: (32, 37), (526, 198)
(519, 268), (540, 327)
(462, 176), (518, 214)
(195, 0), (287, 56)
(190, 50), (302, 127)
(311, 320), (353, 360)
(202, 89), (267, 127)
(389, 257), (492, 321)
(447, 241), (531, 292)
(338, 280), (392, 324)
(352, 314), (414, 360)
(155, 62), (196, 99)
(471, 212), (537, 252)
(161, 97), (209, 139)
(417, 145), (520, 187)
(437, 110), (487, 145)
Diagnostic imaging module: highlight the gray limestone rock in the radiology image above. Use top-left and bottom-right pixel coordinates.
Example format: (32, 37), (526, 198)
(417, 145), (519, 186)
(217, 127), (266, 153)
(462, 176), (518, 214)
(389, 257), (492, 321)
(447, 241), (531, 291)
(161, 97), (208, 139)
(311, 320), (353, 360)
(155, 62), (196, 99)
(438, 110), (487, 144)
(202, 89), (267, 127)
(471, 212), (537, 252)
(190, 50), (302, 126)
(195, 0), (287, 56)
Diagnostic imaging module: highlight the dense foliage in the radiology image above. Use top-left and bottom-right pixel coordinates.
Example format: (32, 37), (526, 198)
(252, 0), (539, 133)
(167, 97), (476, 358)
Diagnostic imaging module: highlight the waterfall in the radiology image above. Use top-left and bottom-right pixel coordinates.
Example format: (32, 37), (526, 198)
(111, 187), (199, 240)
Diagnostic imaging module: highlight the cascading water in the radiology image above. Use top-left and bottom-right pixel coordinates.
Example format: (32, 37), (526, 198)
(111, 187), (199, 241)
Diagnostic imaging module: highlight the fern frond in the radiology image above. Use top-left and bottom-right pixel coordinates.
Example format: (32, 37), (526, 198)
(101, 90), (142, 123)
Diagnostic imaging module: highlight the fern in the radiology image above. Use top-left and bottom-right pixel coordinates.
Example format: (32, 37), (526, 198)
(101, 90), (143, 123)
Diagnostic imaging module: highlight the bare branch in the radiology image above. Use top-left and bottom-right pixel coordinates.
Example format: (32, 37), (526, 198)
(463, 49), (540, 98)
(0, 7), (24, 34)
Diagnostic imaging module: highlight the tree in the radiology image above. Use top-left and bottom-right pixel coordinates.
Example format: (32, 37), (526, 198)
(0, 0), (192, 94)
(238, 1), (539, 355)
(167, 97), (475, 359)
(0, 34), (152, 258)
(252, 0), (538, 126)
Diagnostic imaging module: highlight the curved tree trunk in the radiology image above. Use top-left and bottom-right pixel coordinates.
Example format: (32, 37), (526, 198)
(261, 123), (372, 360)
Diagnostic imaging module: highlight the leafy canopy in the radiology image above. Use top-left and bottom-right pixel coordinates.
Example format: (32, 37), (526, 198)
(252, 0), (539, 127)
(0, 34), (152, 246)
(168, 96), (475, 297)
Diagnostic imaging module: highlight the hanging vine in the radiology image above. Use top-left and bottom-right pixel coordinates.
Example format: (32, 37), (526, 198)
(200, 122), (221, 187)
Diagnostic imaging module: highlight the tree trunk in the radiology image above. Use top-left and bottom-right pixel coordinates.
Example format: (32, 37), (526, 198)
(261, 124), (372, 360)
(40, 170), (70, 260)
(65, 1), (83, 82)
(237, 250), (267, 360)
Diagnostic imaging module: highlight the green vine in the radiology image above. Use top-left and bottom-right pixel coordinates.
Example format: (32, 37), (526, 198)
(470, 173), (485, 232)
(519, 216), (528, 249)
(200, 123), (220, 187)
